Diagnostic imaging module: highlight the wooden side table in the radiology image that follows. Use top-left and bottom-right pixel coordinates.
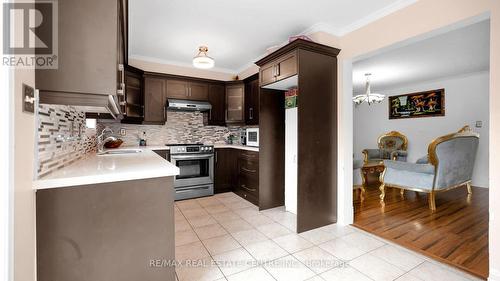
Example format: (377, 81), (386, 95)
(361, 161), (386, 200)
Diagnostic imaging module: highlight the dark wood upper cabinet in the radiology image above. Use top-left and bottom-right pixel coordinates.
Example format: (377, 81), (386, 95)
(260, 64), (276, 87)
(118, 0), (128, 66)
(259, 51), (297, 87)
(166, 80), (189, 99)
(188, 82), (209, 101)
(36, 0), (126, 99)
(208, 84), (226, 126)
(121, 65), (144, 123)
(256, 39), (340, 232)
(166, 79), (208, 101)
(143, 76), (167, 124)
(276, 52), (297, 81)
(244, 74), (260, 125)
(225, 82), (245, 124)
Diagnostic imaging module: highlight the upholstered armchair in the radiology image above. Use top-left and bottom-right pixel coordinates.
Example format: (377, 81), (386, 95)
(380, 126), (479, 210)
(353, 160), (363, 188)
(362, 131), (409, 164)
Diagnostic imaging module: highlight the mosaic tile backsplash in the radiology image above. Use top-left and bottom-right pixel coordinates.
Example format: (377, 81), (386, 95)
(97, 111), (248, 146)
(36, 109), (252, 178)
(37, 104), (97, 178)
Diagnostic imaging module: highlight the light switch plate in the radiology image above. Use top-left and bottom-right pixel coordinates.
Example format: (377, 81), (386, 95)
(22, 84), (35, 113)
(475, 121), (482, 128)
(120, 128), (126, 136)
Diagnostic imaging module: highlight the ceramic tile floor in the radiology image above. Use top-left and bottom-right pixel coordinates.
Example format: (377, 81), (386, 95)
(174, 192), (482, 281)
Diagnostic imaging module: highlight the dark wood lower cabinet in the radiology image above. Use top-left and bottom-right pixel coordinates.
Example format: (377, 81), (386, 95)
(234, 151), (259, 205)
(36, 177), (176, 281)
(214, 148), (259, 206)
(152, 149), (170, 161)
(214, 148), (237, 194)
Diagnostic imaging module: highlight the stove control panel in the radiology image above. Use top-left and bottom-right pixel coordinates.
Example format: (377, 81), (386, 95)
(169, 145), (214, 154)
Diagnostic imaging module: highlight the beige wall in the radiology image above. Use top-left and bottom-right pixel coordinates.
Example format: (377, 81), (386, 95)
(13, 68), (36, 281)
(314, 0), (499, 279)
(11, 1), (499, 280)
(234, 2), (500, 277)
(489, 1), (500, 280)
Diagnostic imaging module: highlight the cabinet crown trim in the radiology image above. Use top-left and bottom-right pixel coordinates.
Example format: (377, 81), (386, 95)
(255, 39), (340, 66)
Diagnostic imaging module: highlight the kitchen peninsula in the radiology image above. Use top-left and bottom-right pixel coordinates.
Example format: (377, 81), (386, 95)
(33, 149), (179, 281)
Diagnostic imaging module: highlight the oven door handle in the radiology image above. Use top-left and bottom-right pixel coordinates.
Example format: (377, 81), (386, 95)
(176, 186), (211, 193)
(171, 154), (214, 160)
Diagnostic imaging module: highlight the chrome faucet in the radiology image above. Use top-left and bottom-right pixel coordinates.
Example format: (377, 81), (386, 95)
(97, 127), (117, 153)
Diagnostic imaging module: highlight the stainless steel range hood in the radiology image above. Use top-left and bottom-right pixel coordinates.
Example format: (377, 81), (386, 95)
(167, 99), (212, 111)
(38, 90), (122, 119)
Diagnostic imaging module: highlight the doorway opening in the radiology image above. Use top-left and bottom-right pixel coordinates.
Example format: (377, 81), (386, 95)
(351, 18), (490, 279)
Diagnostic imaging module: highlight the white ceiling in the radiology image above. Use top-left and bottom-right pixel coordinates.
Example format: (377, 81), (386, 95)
(352, 20), (490, 93)
(129, 0), (416, 73)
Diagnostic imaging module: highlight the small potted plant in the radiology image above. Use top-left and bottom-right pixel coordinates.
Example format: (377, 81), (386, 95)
(227, 134), (236, 144)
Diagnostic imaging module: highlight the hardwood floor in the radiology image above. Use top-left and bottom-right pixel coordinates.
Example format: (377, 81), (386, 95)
(353, 184), (489, 279)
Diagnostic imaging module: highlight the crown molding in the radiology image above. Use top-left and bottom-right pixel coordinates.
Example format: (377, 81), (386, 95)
(336, 0), (418, 36)
(296, 0), (417, 37)
(130, 0), (417, 76)
(298, 22), (343, 37)
(128, 54), (238, 75)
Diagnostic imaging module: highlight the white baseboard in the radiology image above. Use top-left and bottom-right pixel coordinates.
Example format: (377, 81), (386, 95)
(489, 268), (500, 281)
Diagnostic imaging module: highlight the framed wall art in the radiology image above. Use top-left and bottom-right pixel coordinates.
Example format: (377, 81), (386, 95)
(389, 88), (445, 119)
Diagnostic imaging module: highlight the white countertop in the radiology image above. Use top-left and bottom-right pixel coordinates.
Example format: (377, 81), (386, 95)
(33, 149), (180, 190)
(213, 144), (259, 152)
(120, 144), (259, 152)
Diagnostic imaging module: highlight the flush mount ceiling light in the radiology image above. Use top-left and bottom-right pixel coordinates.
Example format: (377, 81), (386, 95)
(192, 46), (215, 69)
(353, 73), (386, 105)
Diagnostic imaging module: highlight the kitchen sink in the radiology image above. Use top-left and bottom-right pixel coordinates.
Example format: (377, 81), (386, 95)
(97, 149), (143, 156)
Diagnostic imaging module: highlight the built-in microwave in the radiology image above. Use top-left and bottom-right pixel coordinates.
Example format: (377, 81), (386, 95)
(246, 128), (259, 147)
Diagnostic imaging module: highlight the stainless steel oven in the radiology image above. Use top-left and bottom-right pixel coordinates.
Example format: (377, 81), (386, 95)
(168, 144), (214, 200)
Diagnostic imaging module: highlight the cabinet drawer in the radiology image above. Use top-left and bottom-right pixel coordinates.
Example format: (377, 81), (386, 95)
(234, 188), (258, 206)
(239, 174), (258, 193)
(236, 174), (259, 206)
(238, 157), (258, 176)
(239, 150), (259, 160)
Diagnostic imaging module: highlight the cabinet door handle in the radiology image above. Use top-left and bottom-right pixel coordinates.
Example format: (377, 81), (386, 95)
(117, 64), (125, 96)
(241, 184), (256, 192)
(241, 167), (256, 173)
(215, 151), (218, 163)
(249, 108), (253, 120)
(276, 64), (280, 77)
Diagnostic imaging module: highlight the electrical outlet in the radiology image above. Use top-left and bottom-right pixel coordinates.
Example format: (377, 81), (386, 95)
(22, 84), (35, 113)
(120, 128), (126, 136)
(475, 121), (482, 128)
